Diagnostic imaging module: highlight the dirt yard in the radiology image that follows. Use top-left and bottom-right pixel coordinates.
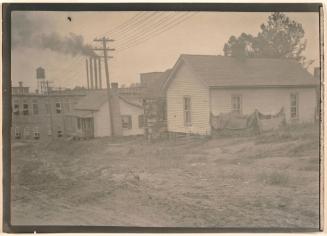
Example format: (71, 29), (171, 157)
(11, 124), (320, 228)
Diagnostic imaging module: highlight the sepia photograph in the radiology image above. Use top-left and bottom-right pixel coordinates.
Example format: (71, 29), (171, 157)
(4, 3), (322, 232)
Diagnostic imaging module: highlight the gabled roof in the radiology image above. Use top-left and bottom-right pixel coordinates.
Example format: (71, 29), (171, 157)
(74, 90), (142, 111)
(164, 54), (320, 89)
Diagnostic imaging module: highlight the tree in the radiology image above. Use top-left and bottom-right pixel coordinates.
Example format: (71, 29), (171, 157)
(223, 12), (313, 67)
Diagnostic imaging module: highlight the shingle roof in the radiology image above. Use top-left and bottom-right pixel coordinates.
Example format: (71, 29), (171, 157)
(74, 90), (142, 111)
(178, 54), (319, 87)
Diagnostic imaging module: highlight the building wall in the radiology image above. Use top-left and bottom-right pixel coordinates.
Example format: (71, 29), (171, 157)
(166, 62), (211, 135)
(210, 87), (318, 123)
(119, 99), (144, 136)
(11, 94), (84, 139)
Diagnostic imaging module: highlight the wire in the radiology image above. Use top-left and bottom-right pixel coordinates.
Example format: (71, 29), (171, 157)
(117, 12), (197, 52)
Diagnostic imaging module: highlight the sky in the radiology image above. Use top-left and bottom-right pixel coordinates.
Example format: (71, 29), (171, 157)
(11, 11), (320, 91)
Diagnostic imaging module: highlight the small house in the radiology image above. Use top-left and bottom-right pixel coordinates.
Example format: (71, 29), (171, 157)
(163, 54), (320, 135)
(65, 83), (144, 138)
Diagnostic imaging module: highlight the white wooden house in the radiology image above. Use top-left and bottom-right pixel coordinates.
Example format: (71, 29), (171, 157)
(163, 54), (320, 135)
(65, 83), (144, 138)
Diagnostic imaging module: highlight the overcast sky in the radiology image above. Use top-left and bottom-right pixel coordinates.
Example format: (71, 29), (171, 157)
(11, 11), (320, 91)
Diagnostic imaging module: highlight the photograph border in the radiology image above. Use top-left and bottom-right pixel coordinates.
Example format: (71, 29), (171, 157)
(2, 2), (323, 233)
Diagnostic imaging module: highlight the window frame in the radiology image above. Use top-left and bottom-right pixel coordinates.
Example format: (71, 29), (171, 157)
(231, 94), (242, 114)
(290, 93), (299, 120)
(183, 96), (192, 127)
(55, 101), (62, 114)
(121, 115), (132, 129)
(23, 103), (29, 115)
(13, 101), (19, 115)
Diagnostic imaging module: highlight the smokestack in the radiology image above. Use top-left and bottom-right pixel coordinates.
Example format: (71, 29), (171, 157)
(85, 58), (90, 89)
(94, 57), (98, 89)
(89, 57), (94, 89)
(98, 58), (102, 89)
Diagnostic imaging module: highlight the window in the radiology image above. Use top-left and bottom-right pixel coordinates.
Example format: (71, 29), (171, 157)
(13, 101), (19, 115)
(183, 96), (191, 126)
(57, 130), (63, 137)
(23, 103), (29, 115)
(33, 127), (40, 139)
(121, 115), (132, 129)
(15, 127), (21, 139)
(138, 114), (144, 128)
(290, 93), (299, 119)
(231, 95), (242, 114)
(32, 101), (38, 115)
(56, 102), (62, 114)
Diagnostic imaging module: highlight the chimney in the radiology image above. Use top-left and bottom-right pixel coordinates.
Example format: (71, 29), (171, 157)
(85, 58), (90, 89)
(94, 57), (98, 89)
(314, 67), (320, 80)
(18, 81), (23, 87)
(89, 57), (94, 89)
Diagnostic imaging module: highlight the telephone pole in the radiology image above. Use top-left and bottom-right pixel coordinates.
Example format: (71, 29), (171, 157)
(93, 37), (115, 136)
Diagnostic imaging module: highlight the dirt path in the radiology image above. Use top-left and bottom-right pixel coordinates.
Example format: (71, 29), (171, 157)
(11, 128), (320, 228)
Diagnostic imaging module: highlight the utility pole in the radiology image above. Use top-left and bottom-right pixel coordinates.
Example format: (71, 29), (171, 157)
(46, 80), (54, 140)
(93, 37), (115, 136)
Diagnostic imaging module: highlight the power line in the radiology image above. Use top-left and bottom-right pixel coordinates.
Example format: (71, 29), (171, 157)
(113, 12), (174, 46)
(109, 12), (160, 39)
(117, 12), (197, 52)
(99, 11), (147, 38)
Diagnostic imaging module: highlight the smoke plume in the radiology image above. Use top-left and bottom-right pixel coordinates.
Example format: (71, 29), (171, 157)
(12, 12), (96, 57)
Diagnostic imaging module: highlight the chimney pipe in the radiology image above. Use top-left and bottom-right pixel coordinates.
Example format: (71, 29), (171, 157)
(98, 58), (102, 89)
(85, 58), (90, 89)
(94, 57), (98, 89)
(89, 57), (94, 89)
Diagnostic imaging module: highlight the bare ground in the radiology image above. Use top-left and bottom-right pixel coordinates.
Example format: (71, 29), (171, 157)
(11, 124), (320, 228)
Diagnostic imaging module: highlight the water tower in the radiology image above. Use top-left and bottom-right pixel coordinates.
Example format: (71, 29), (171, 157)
(36, 67), (46, 94)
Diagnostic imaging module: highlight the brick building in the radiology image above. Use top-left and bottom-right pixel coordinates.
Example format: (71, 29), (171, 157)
(12, 82), (87, 140)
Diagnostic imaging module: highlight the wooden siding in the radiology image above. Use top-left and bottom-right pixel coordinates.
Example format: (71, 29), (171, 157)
(119, 99), (144, 136)
(210, 87), (317, 123)
(167, 62), (211, 135)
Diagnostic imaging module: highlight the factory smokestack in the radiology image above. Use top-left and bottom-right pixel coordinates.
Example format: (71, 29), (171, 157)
(89, 57), (94, 89)
(94, 57), (98, 89)
(98, 58), (102, 89)
(85, 58), (90, 89)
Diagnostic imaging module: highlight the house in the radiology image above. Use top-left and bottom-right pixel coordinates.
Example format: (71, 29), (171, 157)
(65, 83), (144, 138)
(163, 54), (320, 135)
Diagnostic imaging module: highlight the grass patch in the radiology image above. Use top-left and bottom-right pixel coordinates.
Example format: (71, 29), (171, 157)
(255, 123), (319, 144)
